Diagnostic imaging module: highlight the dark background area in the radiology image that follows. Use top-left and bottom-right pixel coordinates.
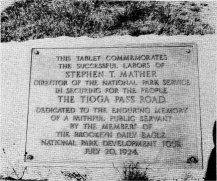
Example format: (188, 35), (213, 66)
(1, 0), (215, 42)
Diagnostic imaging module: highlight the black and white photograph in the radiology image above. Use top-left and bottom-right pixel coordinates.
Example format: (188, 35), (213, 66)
(0, 0), (216, 180)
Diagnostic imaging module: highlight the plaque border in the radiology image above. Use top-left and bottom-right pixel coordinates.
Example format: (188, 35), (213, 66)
(24, 43), (203, 169)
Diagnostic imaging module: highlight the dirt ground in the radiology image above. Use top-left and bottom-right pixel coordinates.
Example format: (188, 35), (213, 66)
(1, 0), (217, 31)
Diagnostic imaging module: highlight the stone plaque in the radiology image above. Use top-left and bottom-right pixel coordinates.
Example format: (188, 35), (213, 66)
(25, 44), (203, 168)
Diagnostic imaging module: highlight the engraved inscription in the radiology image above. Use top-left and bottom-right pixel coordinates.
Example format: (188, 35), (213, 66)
(25, 45), (202, 168)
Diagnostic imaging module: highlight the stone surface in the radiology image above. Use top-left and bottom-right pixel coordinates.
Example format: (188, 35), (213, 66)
(1, 35), (217, 180)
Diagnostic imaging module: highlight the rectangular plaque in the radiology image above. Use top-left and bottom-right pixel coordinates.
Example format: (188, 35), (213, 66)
(25, 44), (203, 168)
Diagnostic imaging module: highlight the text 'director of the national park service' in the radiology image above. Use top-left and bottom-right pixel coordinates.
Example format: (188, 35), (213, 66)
(25, 44), (203, 169)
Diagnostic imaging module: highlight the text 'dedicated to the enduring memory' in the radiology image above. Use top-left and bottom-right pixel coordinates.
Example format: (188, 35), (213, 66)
(25, 44), (203, 168)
